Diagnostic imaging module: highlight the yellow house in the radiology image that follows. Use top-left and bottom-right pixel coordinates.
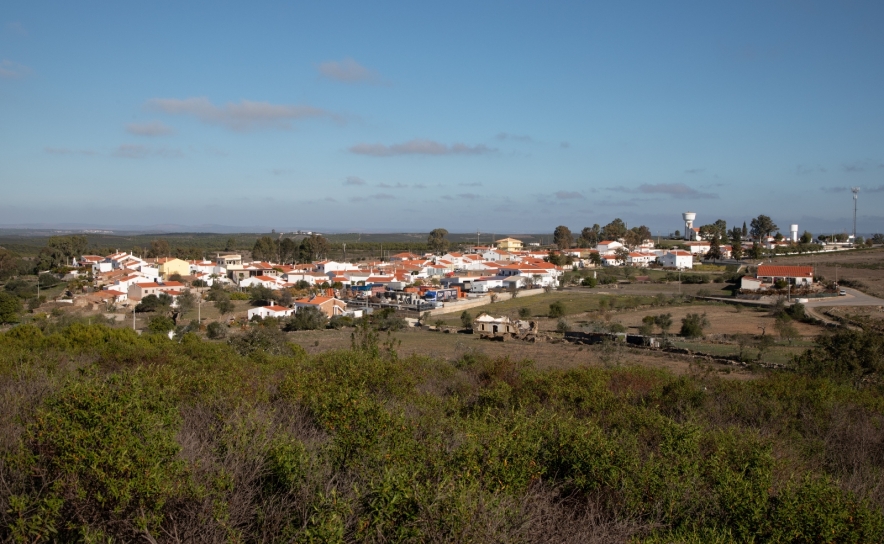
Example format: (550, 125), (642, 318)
(156, 257), (190, 279)
(495, 237), (523, 252)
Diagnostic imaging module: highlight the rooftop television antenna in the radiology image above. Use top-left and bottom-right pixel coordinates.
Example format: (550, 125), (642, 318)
(851, 187), (860, 240)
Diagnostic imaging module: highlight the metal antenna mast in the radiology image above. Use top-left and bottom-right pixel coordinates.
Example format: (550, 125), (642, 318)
(851, 187), (860, 240)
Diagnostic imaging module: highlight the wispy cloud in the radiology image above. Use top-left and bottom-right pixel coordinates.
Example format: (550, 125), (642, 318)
(821, 186), (848, 193)
(843, 162), (865, 173)
(606, 183), (718, 199)
(44, 147), (97, 156)
(555, 191), (583, 200)
(412, 183), (427, 189)
(350, 139), (496, 157)
(377, 182), (407, 188)
(112, 144), (183, 159)
(866, 185), (884, 193)
(344, 176), (366, 186)
(5, 22), (27, 37)
(495, 132), (533, 143)
(0, 59), (32, 79)
(797, 164), (827, 175)
(126, 121), (175, 136)
(459, 182), (482, 187)
(318, 57), (384, 84)
(349, 193), (396, 202)
(684, 168), (705, 174)
(146, 97), (340, 131)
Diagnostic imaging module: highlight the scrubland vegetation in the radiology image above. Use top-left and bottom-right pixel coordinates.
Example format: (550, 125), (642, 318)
(1, 318), (884, 543)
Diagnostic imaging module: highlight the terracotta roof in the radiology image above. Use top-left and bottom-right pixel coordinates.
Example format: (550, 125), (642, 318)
(264, 305), (290, 312)
(757, 265), (813, 277)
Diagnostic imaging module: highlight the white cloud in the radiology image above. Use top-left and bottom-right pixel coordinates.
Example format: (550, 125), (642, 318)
(606, 183), (718, 199)
(349, 139), (497, 157)
(146, 97), (339, 131)
(0, 59), (32, 79)
(344, 176), (366, 185)
(126, 121), (176, 136)
(318, 57), (383, 84)
(555, 191), (583, 200)
(112, 144), (183, 159)
(6, 22), (27, 37)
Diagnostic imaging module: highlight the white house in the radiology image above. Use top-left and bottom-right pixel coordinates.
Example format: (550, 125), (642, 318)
(247, 305), (295, 320)
(627, 252), (656, 267)
(239, 275), (285, 290)
(602, 254), (625, 267)
(596, 240), (623, 253)
(659, 250), (693, 270)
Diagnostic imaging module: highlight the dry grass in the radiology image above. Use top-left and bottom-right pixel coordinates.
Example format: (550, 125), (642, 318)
(773, 247), (884, 298)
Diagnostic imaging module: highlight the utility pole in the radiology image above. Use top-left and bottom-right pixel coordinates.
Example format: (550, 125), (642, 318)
(851, 187), (860, 241)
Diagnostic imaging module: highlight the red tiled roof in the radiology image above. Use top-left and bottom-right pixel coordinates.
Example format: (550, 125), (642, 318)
(757, 265), (813, 278)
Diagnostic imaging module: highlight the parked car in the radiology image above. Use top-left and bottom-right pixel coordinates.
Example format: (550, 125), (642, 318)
(839, 289), (847, 296)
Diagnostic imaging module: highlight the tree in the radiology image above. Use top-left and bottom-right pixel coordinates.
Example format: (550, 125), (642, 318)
(285, 307), (328, 331)
(549, 301), (565, 318)
(553, 226), (573, 250)
(601, 218), (627, 241)
(460, 311), (473, 330)
(680, 313), (708, 338)
(518, 307), (531, 319)
(731, 228), (743, 260)
(252, 236), (278, 262)
(279, 238), (298, 264)
(654, 313), (673, 335)
(299, 234), (330, 263)
(135, 294), (170, 313)
(249, 285), (275, 306)
(795, 329), (884, 381)
(872, 233), (884, 245)
(214, 294), (235, 316)
(639, 315), (656, 335)
(742, 221), (748, 237)
(749, 215), (778, 241)
(705, 234), (722, 261)
(427, 229), (450, 254)
(588, 253), (602, 267)
(579, 225), (601, 248)
(0, 292), (23, 324)
(614, 247), (630, 265)
(148, 239), (171, 258)
(225, 237), (237, 251)
(774, 315), (799, 345)
(800, 231), (813, 244)
(176, 290), (198, 316)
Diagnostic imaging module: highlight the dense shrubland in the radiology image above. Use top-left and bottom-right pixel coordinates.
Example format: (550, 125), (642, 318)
(1, 321), (884, 542)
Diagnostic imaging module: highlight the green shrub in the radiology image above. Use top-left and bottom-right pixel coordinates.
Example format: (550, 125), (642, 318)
(147, 315), (175, 335)
(206, 321), (227, 339)
(9, 372), (188, 540)
(549, 301), (565, 318)
(518, 307), (531, 319)
(0, 291), (23, 323)
(680, 313), (709, 338)
(285, 307), (328, 331)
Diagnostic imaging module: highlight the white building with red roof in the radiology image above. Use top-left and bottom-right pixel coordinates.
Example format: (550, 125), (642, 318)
(247, 305), (295, 320)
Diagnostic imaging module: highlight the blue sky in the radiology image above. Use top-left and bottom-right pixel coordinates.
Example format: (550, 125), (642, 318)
(1, 1), (883, 235)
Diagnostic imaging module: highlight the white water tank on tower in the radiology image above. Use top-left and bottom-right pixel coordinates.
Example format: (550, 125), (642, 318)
(790, 224), (798, 242)
(682, 212), (697, 240)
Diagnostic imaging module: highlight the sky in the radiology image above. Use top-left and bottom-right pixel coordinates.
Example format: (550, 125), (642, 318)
(1, 1), (883, 235)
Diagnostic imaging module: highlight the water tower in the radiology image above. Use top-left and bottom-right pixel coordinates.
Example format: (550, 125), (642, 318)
(682, 212), (696, 240)
(790, 224), (798, 243)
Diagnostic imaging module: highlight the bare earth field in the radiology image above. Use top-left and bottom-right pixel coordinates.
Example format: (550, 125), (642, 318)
(285, 326), (757, 380)
(774, 247), (884, 298)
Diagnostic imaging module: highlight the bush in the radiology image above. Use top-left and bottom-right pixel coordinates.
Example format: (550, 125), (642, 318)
(147, 315), (175, 335)
(460, 311), (473, 330)
(206, 321), (227, 339)
(285, 307), (328, 331)
(10, 372), (187, 540)
(518, 307), (532, 319)
(549, 301), (565, 318)
(328, 315), (354, 329)
(229, 325), (295, 356)
(555, 319), (571, 333)
(680, 313), (709, 338)
(795, 329), (884, 381)
(0, 291), (23, 323)
(581, 277), (598, 287)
